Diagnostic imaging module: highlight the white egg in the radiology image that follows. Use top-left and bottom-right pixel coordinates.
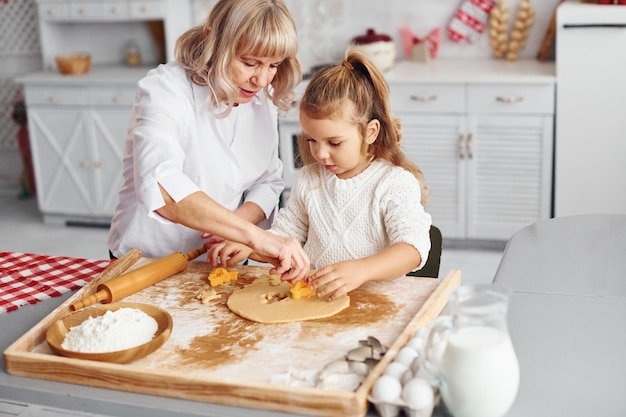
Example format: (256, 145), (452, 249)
(394, 346), (419, 367)
(400, 368), (414, 385)
(407, 335), (425, 352)
(372, 375), (402, 403)
(383, 361), (408, 380)
(410, 356), (421, 375)
(414, 327), (427, 339)
(402, 377), (434, 410)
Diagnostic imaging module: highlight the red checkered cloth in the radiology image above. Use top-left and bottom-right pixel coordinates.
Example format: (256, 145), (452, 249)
(0, 251), (111, 314)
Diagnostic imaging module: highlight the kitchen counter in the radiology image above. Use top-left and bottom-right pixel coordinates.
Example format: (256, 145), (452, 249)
(16, 65), (153, 86)
(384, 59), (555, 84)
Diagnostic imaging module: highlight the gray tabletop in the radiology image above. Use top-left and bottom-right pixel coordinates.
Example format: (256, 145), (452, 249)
(495, 214), (626, 416)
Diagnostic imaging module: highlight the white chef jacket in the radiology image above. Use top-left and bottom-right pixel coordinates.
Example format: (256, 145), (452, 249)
(108, 62), (284, 258)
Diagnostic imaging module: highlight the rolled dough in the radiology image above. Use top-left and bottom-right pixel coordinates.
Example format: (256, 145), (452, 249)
(227, 275), (350, 324)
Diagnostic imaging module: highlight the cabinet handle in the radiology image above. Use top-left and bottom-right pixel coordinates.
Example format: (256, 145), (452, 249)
(410, 94), (438, 102)
(48, 95), (58, 104)
(466, 133), (474, 159)
(458, 134), (466, 159)
(140, 5), (148, 13)
(496, 96), (524, 104)
(78, 7), (87, 15)
(95, 160), (104, 169)
(113, 95), (122, 104)
(80, 160), (90, 168)
(47, 8), (56, 16)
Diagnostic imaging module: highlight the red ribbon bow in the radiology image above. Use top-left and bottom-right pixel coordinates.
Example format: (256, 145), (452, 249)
(400, 27), (441, 60)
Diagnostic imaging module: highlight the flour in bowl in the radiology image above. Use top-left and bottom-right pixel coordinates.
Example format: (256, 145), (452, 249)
(62, 307), (158, 353)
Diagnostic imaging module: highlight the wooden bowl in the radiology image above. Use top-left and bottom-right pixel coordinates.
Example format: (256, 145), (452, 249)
(46, 302), (172, 364)
(55, 53), (91, 75)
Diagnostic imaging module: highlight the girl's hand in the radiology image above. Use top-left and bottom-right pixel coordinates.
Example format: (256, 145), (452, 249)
(201, 232), (225, 246)
(308, 260), (370, 301)
(206, 240), (253, 267)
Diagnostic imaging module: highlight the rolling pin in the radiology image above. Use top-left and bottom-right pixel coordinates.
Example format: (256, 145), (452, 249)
(70, 247), (206, 311)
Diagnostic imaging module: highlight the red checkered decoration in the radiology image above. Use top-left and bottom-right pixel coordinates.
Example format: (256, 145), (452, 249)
(447, 0), (496, 43)
(0, 251), (110, 313)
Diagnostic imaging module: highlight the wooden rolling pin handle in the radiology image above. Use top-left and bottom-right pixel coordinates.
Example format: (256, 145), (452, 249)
(185, 247), (207, 260)
(69, 288), (111, 311)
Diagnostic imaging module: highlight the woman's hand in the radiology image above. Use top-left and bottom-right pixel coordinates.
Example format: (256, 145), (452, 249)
(308, 260), (370, 301)
(252, 232), (310, 282)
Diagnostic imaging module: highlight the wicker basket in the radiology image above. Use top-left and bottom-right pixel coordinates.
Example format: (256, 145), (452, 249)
(55, 53), (91, 75)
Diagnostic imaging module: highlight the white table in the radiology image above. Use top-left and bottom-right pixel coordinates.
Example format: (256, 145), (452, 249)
(494, 214), (626, 416)
(495, 214), (626, 296)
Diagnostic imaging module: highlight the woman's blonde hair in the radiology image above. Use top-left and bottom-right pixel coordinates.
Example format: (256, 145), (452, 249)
(175, 0), (302, 115)
(298, 50), (429, 204)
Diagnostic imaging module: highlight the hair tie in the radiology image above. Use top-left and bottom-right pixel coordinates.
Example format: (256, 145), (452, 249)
(341, 60), (353, 70)
(203, 26), (212, 38)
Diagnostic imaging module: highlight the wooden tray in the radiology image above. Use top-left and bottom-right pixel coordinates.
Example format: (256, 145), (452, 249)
(4, 256), (461, 417)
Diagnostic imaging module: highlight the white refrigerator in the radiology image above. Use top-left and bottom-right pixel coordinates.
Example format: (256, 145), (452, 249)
(555, 2), (626, 217)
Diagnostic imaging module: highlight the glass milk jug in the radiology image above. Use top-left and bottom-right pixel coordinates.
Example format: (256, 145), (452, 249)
(422, 284), (519, 417)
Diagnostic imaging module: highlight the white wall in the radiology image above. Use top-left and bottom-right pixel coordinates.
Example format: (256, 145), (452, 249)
(192, 0), (564, 73)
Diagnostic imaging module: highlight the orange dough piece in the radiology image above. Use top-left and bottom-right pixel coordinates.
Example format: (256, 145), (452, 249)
(289, 280), (316, 300)
(208, 267), (238, 287)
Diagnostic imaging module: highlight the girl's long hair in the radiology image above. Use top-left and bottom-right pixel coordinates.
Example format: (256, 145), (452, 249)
(298, 49), (429, 204)
(175, 0), (302, 115)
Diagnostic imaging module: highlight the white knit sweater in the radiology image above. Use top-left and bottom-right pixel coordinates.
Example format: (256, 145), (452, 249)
(271, 159), (432, 271)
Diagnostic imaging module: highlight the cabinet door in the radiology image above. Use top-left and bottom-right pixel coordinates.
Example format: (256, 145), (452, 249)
(466, 115), (553, 240)
(398, 114), (466, 239)
(27, 107), (97, 216)
(90, 108), (129, 216)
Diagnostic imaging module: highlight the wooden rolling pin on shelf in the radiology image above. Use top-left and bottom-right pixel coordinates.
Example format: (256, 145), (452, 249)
(70, 247), (207, 311)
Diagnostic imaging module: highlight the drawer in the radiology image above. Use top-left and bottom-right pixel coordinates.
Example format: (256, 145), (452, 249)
(39, 3), (70, 19)
(390, 83), (465, 114)
(101, 2), (131, 19)
(129, 1), (164, 19)
(90, 87), (136, 106)
(25, 86), (89, 106)
(467, 84), (555, 115)
(70, 2), (101, 19)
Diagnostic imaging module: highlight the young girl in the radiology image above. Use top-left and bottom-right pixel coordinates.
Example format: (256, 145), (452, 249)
(208, 50), (432, 300)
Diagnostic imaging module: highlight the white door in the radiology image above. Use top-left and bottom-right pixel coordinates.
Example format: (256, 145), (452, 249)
(399, 114), (466, 239)
(28, 107), (96, 216)
(90, 108), (127, 215)
(467, 115), (553, 240)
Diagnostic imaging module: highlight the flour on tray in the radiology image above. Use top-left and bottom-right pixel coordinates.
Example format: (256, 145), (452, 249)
(62, 308), (158, 353)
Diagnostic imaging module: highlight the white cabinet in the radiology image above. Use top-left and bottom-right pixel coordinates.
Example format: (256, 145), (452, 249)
(388, 68), (554, 241)
(19, 1), (193, 225)
(22, 79), (137, 224)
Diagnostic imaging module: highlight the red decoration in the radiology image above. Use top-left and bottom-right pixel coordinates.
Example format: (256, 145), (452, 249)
(447, 0), (496, 43)
(399, 27), (441, 60)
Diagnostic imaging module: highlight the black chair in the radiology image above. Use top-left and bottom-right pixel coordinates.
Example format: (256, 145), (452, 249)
(407, 225), (442, 278)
